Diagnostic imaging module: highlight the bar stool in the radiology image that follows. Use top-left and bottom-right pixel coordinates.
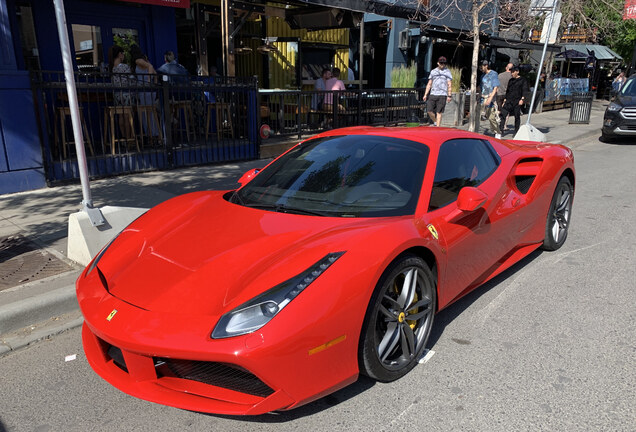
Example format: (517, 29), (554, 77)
(53, 107), (94, 159)
(136, 105), (163, 147)
(205, 102), (233, 140)
(171, 101), (195, 143)
(103, 106), (139, 154)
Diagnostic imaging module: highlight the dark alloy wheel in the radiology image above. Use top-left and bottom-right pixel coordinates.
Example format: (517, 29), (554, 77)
(359, 255), (436, 382)
(542, 176), (573, 251)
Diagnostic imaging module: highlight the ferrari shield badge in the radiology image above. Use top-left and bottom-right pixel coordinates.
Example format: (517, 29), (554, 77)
(106, 309), (118, 322)
(427, 224), (439, 240)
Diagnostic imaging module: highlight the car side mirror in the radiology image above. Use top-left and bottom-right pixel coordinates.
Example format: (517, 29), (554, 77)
(444, 187), (488, 222)
(457, 186), (488, 212)
(237, 168), (261, 186)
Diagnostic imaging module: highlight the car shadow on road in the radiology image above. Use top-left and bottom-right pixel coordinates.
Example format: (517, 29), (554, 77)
(210, 249), (544, 422)
(598, 135), (635, 145)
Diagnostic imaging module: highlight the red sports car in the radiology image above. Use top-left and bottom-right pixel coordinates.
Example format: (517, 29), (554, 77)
(77, 126), (574, 415)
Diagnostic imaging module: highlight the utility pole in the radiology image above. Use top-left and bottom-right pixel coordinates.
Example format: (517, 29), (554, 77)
(52, 0), (104, 226)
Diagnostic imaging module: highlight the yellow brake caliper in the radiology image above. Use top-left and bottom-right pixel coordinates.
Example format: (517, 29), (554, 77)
(393, 279), (419, 330)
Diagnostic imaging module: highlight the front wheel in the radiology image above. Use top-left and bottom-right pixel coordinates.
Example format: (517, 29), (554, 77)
(359, 255), (436, 382)
(541, 176), (573, 251)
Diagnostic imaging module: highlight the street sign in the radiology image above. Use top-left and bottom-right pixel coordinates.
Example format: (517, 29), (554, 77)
(625, 0), (636, 20)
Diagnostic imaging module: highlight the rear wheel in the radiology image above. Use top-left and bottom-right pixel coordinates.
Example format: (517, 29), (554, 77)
(541, 176), (573, 251)
(359, 255), (436, 382)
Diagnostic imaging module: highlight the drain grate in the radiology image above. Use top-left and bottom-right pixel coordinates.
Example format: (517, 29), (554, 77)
(0, 235), (74, 291)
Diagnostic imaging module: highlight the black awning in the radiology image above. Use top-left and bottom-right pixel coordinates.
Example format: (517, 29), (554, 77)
(422, 27), (560, 53)
(489, 36), (560, 53)
(295, 0), (426, 21)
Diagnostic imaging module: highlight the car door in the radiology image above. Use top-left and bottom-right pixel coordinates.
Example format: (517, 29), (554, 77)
(426, 138), (519, 307)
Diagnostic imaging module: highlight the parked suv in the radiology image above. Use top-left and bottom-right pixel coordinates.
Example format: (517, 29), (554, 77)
(602, 75), (636, 142)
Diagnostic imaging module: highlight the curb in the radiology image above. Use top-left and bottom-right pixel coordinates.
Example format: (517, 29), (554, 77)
(0, 284), (78, 334)
(0, 312), (83, 356)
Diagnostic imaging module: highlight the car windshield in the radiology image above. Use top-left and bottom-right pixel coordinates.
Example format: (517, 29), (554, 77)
(619, 77), (636, 96)
(233, 134), (429, 217)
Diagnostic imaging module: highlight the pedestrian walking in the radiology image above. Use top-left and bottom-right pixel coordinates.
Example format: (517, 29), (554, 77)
(497, 63), (513, 108)
(498, 62), (513, 129)
(480, 60), (502, 138)
(423, 56), (453, 126)
(500, 66), (530, 136)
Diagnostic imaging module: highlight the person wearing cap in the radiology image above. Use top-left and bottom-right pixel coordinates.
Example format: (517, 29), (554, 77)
(480, 60), (502, 138)
(499, 66), (530, 136)
(423, 56), (453, 126)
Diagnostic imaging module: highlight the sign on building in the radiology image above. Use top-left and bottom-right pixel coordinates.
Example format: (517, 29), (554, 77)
(625, 0), (636, 20)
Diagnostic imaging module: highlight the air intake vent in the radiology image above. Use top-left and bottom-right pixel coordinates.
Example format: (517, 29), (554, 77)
(515, 175), (535, 194)
(512, 158), (542, 194)
(155, 358), (275, 398)
(107, 345), (128, 372)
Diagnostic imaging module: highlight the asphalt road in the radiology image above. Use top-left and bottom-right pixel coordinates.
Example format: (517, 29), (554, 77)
(1, 134), (634, 432)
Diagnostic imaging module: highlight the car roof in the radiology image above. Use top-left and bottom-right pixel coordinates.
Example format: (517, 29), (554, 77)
(313, 126), (501, 152)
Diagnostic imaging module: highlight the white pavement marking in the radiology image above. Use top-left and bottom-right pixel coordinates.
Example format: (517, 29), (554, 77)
(549, 242), (604, 264)
(418, 349), (435, 364)
(477, 272), (525, 326)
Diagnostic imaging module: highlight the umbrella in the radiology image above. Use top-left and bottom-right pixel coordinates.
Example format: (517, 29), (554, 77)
(556, 49), (588, 59)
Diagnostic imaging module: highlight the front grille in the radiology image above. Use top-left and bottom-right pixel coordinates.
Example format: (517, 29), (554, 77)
(154, 358), (275, 398)
(515, 175), (535, 194)
(622, 107), (636, 119)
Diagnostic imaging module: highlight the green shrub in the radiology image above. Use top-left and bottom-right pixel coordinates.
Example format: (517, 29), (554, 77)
(448, 66), (462, 93)
(391, 63), (417, 88)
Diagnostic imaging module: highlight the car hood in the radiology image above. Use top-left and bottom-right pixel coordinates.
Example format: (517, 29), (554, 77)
(97, 191), (391, 316)
(615, 94), (636, 107)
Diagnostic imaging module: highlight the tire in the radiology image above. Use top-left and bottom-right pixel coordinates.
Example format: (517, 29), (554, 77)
(359, 254), (436, 382)
(600, 131), (615, 143)
(541, 176), (573, 251)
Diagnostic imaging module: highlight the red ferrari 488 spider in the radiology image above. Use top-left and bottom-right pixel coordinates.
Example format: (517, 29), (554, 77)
(77, 126), (574, 415)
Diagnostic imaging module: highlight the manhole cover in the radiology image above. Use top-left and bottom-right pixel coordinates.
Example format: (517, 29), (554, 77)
(0, 235), (75, 291)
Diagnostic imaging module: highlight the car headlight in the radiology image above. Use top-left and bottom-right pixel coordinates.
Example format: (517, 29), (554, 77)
(607, 102), (622, 112)
(212, 252), (345, 339)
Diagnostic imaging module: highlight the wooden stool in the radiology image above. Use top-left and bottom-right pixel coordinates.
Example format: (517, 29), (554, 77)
(136, 105), (163, 146)
(53, 107), (94, 159)
(103, 106), (139, 154)
(171, 101), (195, 143)
(205, 102), (233, 140)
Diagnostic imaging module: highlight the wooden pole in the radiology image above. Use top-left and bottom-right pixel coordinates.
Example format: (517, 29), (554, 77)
(359, 19), (364, 89)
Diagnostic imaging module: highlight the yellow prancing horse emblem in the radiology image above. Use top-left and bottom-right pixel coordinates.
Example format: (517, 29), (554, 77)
(106, 309), (118, 321)
(427, 224), (439, 240)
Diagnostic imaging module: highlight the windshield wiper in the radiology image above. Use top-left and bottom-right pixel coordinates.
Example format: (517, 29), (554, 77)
(244, 203), (334, 217)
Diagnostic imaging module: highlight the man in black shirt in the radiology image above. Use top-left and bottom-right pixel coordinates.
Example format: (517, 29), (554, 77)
(500, 66), (530, 135)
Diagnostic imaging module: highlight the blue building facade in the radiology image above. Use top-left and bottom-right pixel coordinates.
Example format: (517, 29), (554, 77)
(1, 0), (177, 194)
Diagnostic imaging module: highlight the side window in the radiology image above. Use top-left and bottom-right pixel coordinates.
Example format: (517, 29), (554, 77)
(429, 139), (499, 210)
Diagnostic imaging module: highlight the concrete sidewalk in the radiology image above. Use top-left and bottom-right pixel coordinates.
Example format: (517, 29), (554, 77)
(0, 99), (609, 356)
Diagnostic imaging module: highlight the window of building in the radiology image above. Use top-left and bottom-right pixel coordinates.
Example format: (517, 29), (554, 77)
(16, 4), (40, 70)
(72, 24), (103, 72)
(112, 27), (140, 65)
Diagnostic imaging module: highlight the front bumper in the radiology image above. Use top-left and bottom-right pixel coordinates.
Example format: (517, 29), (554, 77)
(82, 323), (296, 415)
(77, 268), (360, 415)
(602, 107), (636, 136)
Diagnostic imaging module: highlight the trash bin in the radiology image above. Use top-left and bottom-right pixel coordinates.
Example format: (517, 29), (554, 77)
(569, 92), (594, 124)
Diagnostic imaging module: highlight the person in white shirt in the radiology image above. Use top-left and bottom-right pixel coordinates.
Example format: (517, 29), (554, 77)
(422, 56), (453, 126)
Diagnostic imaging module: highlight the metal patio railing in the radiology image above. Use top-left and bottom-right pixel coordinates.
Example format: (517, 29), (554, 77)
(31, 71), (259, 183)
(258, 88), (425, 140)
